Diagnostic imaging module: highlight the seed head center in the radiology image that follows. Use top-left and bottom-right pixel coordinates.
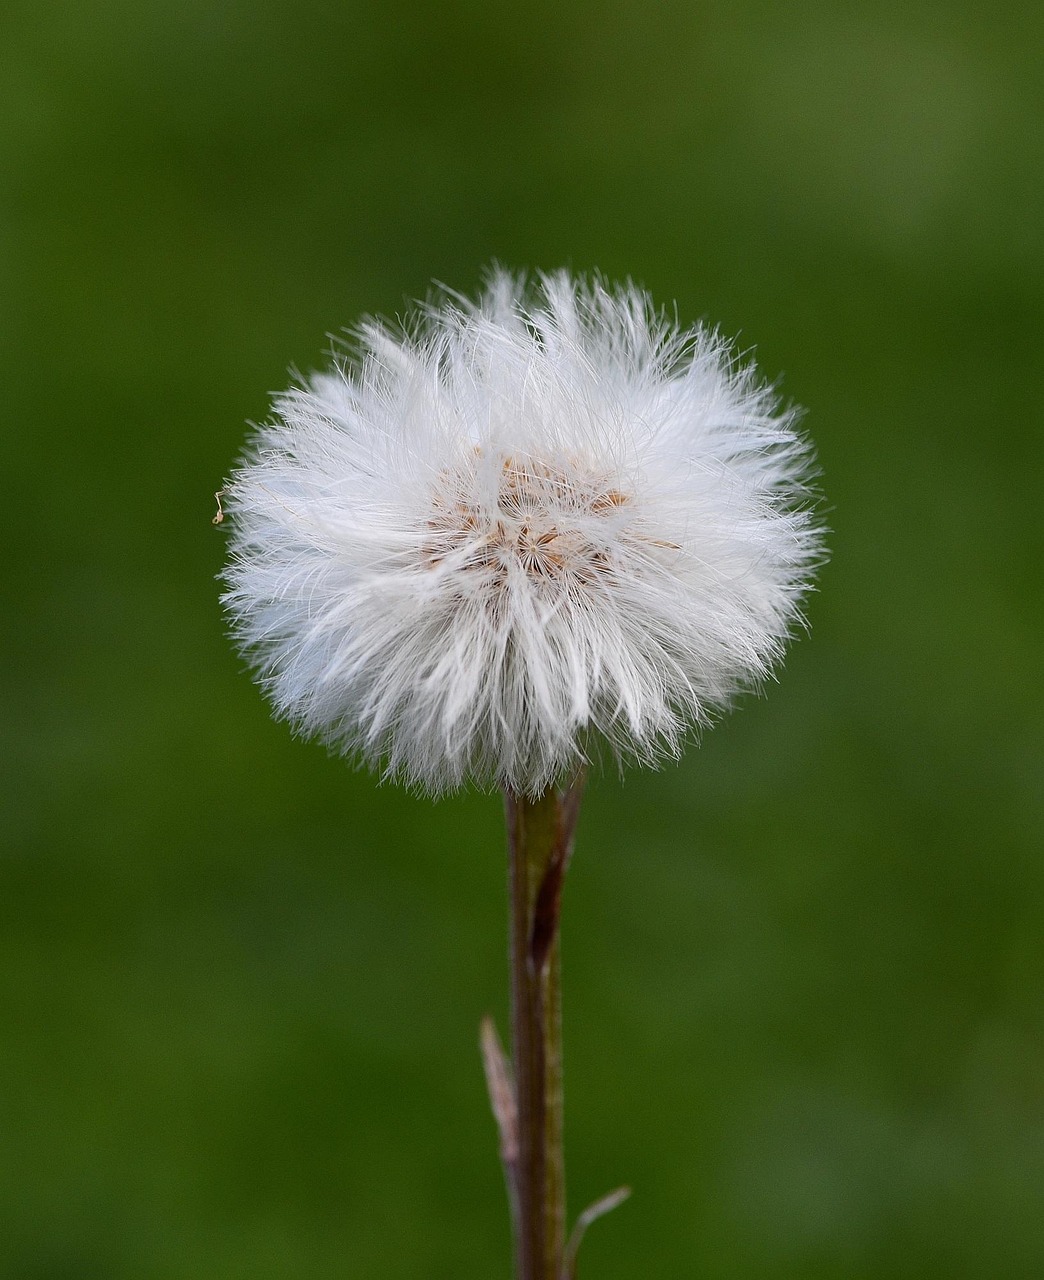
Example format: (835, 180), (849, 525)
(425, 454), (629, 584)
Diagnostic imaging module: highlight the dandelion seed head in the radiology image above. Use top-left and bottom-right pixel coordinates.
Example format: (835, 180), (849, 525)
(221, 270), (823, 796)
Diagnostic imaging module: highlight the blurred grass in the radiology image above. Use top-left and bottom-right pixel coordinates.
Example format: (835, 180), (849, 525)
(2, 0), (1042, 1276)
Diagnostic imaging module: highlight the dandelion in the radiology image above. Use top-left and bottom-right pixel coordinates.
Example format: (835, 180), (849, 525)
(219, 270), (823, 1280)
(222, 271), (819, 797)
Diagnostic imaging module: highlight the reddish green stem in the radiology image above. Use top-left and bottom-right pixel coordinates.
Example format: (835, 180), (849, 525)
(503, 781), (583, 1280)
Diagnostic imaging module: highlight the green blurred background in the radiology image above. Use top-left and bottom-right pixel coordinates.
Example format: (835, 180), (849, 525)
(3, 0), (1042, 1275)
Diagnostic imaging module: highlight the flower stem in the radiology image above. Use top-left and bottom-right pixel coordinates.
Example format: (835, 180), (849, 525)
(503, 780), (583, 1280)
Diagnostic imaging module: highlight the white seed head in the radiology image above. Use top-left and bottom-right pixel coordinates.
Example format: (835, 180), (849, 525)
(221, 270), (823, 796)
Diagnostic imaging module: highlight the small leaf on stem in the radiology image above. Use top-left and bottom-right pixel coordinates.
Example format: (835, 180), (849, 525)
(561, 1185), (631, 1280)
(480, 1015), (518, 1165)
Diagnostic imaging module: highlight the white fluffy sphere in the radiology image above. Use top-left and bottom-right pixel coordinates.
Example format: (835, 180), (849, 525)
(222, 271), (822, 796)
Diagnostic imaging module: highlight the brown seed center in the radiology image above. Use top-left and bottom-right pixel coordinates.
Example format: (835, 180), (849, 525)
(424, 454), (630, 584)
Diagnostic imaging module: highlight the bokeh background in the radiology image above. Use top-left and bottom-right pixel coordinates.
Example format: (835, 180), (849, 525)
(3, 0), (1042, 1276)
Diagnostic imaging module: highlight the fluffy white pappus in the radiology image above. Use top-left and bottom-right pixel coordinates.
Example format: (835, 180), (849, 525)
(222, 270), (823, 797)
